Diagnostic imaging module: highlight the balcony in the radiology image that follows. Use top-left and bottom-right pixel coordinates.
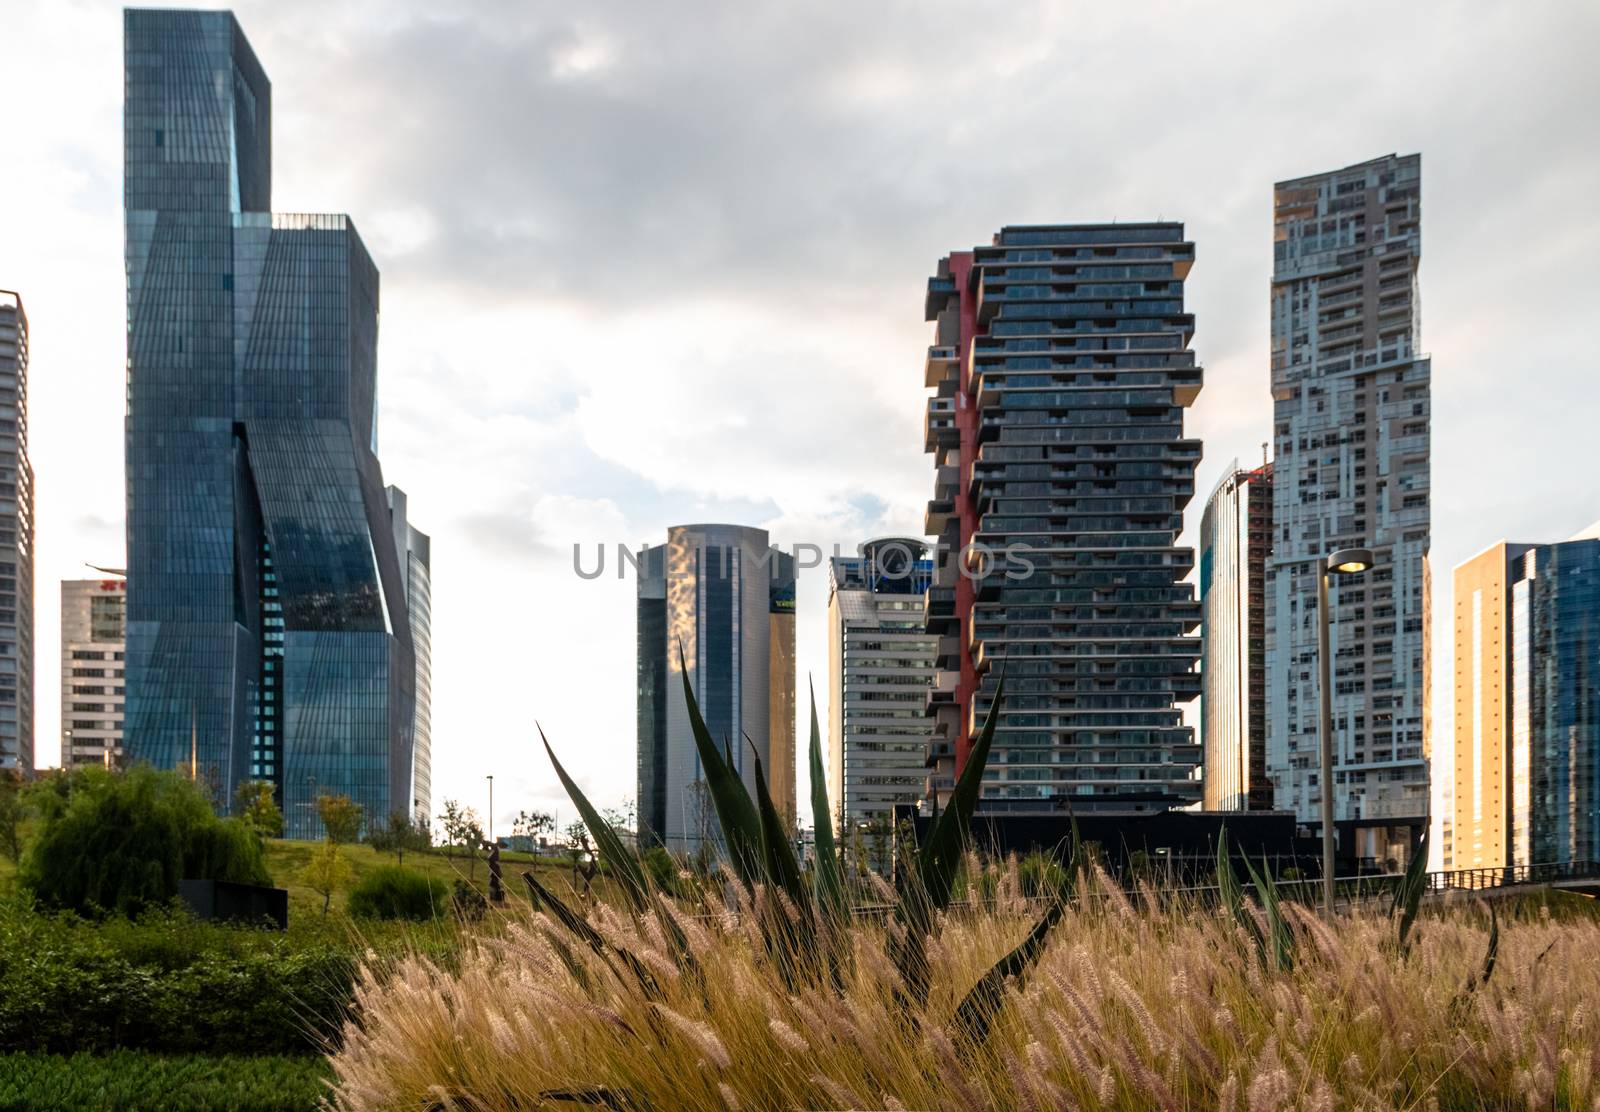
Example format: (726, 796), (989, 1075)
(935, 634), (960, 669)
(924, 345), (959, 388)
(924, 497), (955, 536)
(925, 276), (957, 321)
(925, 586), (957, 634)
(923, 396), (958, 453)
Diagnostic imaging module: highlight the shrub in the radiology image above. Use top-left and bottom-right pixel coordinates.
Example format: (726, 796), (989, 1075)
(0, 1050), (331, 1112)
(347, 866), (447, 922)
(21, 766), (269, 917)
(451, 879), (486, 922)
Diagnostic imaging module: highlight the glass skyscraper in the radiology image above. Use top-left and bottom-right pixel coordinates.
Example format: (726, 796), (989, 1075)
(1266, 154), (1431, 869)
(922, 224), (1204, 813)
(0, 290), (33, 775)
(123, 11), (418, 837)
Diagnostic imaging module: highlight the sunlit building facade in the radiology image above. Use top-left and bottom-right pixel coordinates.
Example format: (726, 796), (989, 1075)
(388, 486), (432, 827)
(827, 539), (936, 831)
(0, 291), (31, 775)
(1200, 461), (1274, 811)
(123, 11), (416, 836)
(1266, 153), (1431, 869)
(922, 224), (1204, 813)
(1454, 527), (1600, 870)
(61, 576), (127, 769)
(636, 525), (796, 851)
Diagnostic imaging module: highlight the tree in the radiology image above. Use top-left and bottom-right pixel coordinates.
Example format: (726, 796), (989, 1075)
(367, 809), (430, 865)
(438, 799), (485, 877)
(21, 765), (269, 917)
(511, 809), (555, 844)
(565, 820), (598, 897)
(301, 839), (351, 916)
(233, 779), (283, 839)
(316, 793), (364, 845)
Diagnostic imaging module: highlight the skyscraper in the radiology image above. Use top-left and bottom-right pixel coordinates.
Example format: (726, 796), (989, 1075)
(1200, 461), (1274, 812)
(827, 539), (935, 832)
(922, 225), (1204, 812)
(123, 11), (416, 837)
(387, 487), (432, 827)
(0, 291), (32, 776)
(1266, 154), (1431, 869)
(1453, 526), (1600, 871)
(636, 525), (796, 852)
(61, 575), (127, 769)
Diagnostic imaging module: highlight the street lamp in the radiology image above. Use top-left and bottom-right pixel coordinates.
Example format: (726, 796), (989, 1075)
(486, 775), (494, 844)
(1319, 546), (1373, 917)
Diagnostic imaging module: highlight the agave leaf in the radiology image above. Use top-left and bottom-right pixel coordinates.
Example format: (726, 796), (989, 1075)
(917, 674), (1007, 914)
(951, 895), (1067, 1049)
(1215, 827), (1260, 946)
(744, 734), (811, 912)
(1240, 853), (1294, 971)
(677, 644), (764, 886)
(1393, 829), (1430, 954)
(521, 870), (664, 1001)
(807, 680), (846, 922)
(540, 725), (649, 913)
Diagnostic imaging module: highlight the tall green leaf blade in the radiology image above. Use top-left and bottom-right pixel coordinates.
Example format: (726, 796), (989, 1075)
(540, 725), (649, 913)
(677, 644), (764, 886)
(952, 896), (1067, 1049)
(807, 680), (845, 921)
(1241, 853), (1294, 971)
(917, 674), (1006, 913)
(520, 870), (664, 1000)
(1393, 829), (1430, 954)
(745, 735), (811, 914)
(1215, 826), (1263, 955)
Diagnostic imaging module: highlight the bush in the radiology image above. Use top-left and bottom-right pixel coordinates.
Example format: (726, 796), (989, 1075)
(0, 1051), (330, 1111)
(0, 898), (353, 1055)
(347, 866), (447, 922)
(21, 766), (269, 918)
(451, 879), (487, 922)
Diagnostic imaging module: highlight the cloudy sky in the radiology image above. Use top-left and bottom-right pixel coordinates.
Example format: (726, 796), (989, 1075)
(2, 1), (1597, 834)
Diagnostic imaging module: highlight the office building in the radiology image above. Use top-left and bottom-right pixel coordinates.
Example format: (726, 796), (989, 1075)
(636, 525), (796, 851)
(1266, 153), (1431, 869)
(1453, 526), (1600, 870)
(1200, 461), (1274, 811)
(123, 11), (415, 837)
(61, 575), (127, 768)
(0, 291), (32, 775)
(388, 487), (432, 827)
(922, 224), (1204, 812)
(827, 538), (936, 832)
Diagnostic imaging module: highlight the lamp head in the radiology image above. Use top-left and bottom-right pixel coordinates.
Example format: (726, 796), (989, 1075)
(1326, 547), (1374, 576)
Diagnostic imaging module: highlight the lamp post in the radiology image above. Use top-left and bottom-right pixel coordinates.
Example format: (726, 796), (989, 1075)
(486, 775), (494, 844)
(1319, 547), (1373, 917)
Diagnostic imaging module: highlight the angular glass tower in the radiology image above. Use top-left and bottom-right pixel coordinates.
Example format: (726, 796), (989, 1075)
(123, 10), (416, 837)
(923, 225), (1204, 813)
(1266, 154), (1430, 869)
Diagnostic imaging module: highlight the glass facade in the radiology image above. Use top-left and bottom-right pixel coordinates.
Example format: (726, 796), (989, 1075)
(0, 291), (31, 775)
(923, 225), (1204, 811)
(123, 11), (416, 836)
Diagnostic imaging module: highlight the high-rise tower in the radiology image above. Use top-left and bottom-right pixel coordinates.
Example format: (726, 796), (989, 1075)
(827, 539), (936, 834)
(1266, 154), (1431, 868)
(922, 225), (1204, 812)
(123, 10), (416, 836)
(0, 291), (32, 775)
(636, 525), (796, 851)
(1200, 461), (1274, 812)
